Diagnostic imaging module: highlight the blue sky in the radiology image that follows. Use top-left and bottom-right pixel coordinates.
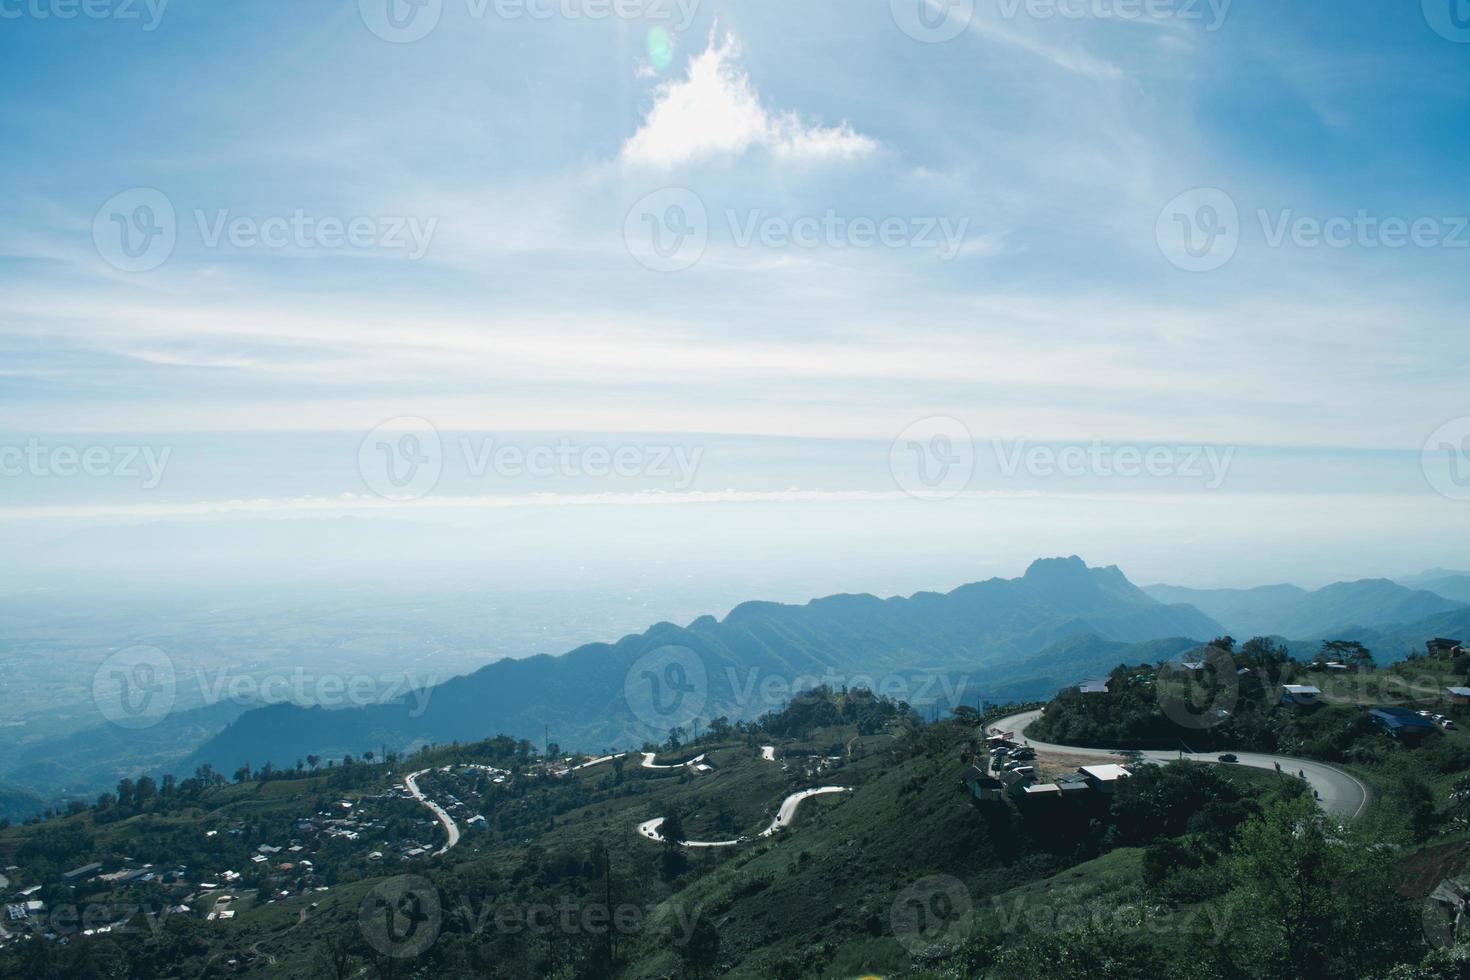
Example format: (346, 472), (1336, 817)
(2, 0), (1469, 589)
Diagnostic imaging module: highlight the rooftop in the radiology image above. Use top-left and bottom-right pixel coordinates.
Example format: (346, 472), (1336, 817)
(1079, 764), (1132, 782)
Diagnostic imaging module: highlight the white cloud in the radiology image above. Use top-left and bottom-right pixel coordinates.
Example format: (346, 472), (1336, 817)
(621, 33), (878, 170)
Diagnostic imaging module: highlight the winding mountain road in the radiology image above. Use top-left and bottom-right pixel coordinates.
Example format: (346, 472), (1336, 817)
(640, 752), (707, 769)
(989, 708), (1370, 820)
(637, 786), (851, 847)
(404, 769), (461, 855)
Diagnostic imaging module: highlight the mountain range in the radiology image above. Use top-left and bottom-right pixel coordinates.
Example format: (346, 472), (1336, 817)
(1142, 578), (1467, 642)
(11, 557), (1470, 814)
(184, 557), (1222, 775)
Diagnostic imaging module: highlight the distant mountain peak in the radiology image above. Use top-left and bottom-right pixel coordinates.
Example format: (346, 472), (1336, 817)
(1023, 555), (1090, 579)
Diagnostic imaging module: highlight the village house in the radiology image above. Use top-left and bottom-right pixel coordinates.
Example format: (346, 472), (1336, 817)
(1281, 684), (1322, 707)
(962, 765), (1005, 802)
(1370, 706), (1437, 740)
(1079, 764), (1132, 793)
(1449, 687), (1470, 706)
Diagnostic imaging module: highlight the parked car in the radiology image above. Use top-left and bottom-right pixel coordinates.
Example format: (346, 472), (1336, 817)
(1217, 753), (1238, 763)
(1442, 719), (1457, 730)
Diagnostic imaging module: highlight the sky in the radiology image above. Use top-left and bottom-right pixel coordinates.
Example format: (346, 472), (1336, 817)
(1, 0), (1469, 595)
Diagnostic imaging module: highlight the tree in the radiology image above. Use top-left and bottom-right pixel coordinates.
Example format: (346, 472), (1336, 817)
(1319, 639), (1374, 669)
(675, 915), (721, 978)
(1223, 794), (1416, 977)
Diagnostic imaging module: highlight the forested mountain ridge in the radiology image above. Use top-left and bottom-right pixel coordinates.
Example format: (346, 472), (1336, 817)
(186, 557), (1223, 775)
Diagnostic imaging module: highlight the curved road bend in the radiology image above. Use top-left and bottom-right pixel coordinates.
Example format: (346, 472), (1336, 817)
(990, 709), (1370, 821)
(640, 752), (707, 769)
(636, 786), (852, 847)
(404, 769), (461, 855)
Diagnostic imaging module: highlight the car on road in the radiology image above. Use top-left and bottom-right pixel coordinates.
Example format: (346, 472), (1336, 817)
(1217, 753), (1238, 763)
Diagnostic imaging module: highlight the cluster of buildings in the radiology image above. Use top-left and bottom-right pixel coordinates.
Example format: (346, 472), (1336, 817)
(963, 730), (1134, 805)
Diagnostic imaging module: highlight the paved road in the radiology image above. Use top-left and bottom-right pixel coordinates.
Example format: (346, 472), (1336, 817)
(990, 709), (1370, 820)
(640, 752), (707, 769)
(569, 752), (629, 772)
(404, 769), (461, 855)
(637, 786), (851, 847)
